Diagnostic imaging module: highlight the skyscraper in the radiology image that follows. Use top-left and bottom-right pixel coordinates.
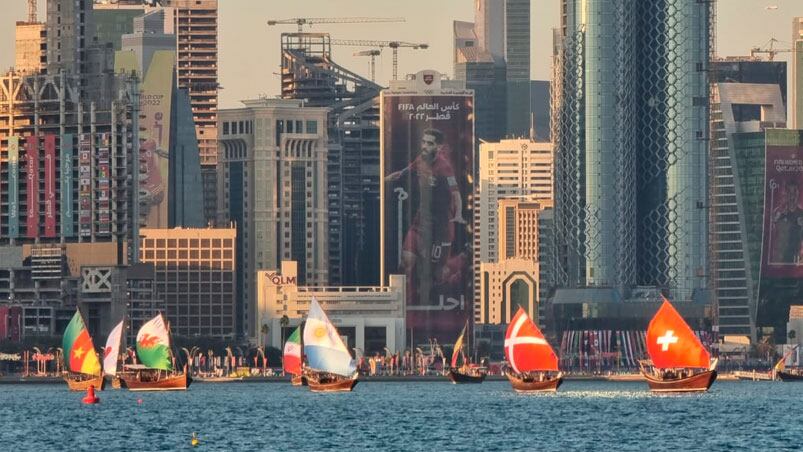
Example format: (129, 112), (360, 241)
(217, 98), (329, 338)
(166, 0), (219, 225)
(553, 0), (711, 303)
(792, 17), (803, 129)
(454, 0), (531, 141)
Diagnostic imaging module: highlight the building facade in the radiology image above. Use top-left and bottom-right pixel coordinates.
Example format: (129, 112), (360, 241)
(167, 0), (219, 225)
(218, 98), (329, 339)
(139, 227), (237, 339)
(553, 0), (711, 303)
(710, 81), (785, 340)
(793, 17), (803, 129)
(256, 261), (406, 354)
(15, 19), (45, 75)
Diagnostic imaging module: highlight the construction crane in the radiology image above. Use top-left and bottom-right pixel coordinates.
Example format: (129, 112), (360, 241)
(750, 38), (791, 61)
(332, 40), (429, 80)
(354, 50), (381, 82)
(267, 17), (405, 33)
(27, 0), (37, 23)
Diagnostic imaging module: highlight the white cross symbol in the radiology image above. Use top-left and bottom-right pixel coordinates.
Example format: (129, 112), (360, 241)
(657, 330), (678, 351)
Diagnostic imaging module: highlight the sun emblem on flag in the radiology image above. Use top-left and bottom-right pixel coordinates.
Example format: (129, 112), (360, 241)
(314, 326), (327, 339)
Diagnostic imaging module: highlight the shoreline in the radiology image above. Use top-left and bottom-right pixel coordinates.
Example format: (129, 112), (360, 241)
(0, 373), (745, 384)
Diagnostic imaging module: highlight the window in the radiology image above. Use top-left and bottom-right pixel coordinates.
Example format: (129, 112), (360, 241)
(223, 122), (229, 135)
(305, 120), (317, 134)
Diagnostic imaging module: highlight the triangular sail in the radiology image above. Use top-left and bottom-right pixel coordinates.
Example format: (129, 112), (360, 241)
(283, 326), (302, 376)
(775, 345), (800, 371)
(451, 323), (467, 368)
(303, 298), (356, 377)
(62, 310), (102, 376)
(136, 313), (173, 371)
(103, 320), (124, 377)
(646, 298), (710, 369)
(505, 307), (559, 373)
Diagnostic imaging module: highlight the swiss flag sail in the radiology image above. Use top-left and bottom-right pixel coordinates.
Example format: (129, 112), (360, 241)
(505, 307), (558, 373)
(646, 298), (710, 369)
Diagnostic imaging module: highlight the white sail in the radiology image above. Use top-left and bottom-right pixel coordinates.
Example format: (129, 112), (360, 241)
(103, 320), (124, 377)
(303, 298), (356, 377)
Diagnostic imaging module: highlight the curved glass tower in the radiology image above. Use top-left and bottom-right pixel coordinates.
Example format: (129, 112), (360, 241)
(554, 0), (710, 302)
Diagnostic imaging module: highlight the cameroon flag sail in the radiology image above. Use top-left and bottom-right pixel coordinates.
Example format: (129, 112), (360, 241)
(62, 310), (102, 376)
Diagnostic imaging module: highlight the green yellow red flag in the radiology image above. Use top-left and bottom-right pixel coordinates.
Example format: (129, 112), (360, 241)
(62, 310), (102, 376)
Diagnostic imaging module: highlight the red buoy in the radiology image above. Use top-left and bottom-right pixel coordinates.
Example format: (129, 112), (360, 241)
(82, 384), (100, 404)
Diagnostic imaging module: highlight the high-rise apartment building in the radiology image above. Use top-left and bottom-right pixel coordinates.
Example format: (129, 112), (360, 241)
(792, 17), (803, 129)
(478, 198), (553, 325)
(139, 228), (237, 338)
(15, 13), (46, 75)
(454, 0), (531, 141)
(475, 138), (554, 265)
(280, 33), (382, 287)
(709, 82), (785, 340)
(46, 0), (96, 78)
(167, 0), (219, 225)
(218, 98), (329, 339)
(553, 0), (711, 303)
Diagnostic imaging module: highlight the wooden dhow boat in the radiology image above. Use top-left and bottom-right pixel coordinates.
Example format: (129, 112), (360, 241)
(774, 345), (803, 381)
(62, 309), (105, 391)
(284, 326), (307, 386)
(503, 307), (563, 392)
(120, 313), (191, 391)
(639, 297), (717, 393)
(446, 322), (486, 384)
(302, 298), (359, 392)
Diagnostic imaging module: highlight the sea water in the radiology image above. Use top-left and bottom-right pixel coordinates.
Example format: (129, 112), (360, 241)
(0, 380), (800, 451)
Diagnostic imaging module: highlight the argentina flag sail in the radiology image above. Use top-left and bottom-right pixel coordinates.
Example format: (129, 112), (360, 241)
(303, 298), (357, 377)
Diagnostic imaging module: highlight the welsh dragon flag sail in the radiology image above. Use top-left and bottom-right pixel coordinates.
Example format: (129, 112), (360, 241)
(103, 320), (124, 376)
(283, 326), (302, 376)
(136, 314), (173, 371)
(62, 310), (102, 376)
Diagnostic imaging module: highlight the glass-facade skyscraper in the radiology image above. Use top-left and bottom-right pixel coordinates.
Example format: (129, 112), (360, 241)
(553, 0), (711, 303)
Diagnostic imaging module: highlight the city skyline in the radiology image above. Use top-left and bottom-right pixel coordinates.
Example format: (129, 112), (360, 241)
(0, 1), (800, 108)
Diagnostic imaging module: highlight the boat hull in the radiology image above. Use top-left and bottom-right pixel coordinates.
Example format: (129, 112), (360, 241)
(777, 370), (803, 381)
(506, 372), (562, 392)
(641, 369), (717, 392)
(446, 369), (486, 384)
(121, 371), (191, 391)
(306, 373), (358, 392)
(291, 374), (308, 386)
(64, 373), (105, 392)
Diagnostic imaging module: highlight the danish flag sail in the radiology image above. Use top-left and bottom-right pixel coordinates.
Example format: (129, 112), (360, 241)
(646, 298), (710, 369)
(504, 307), (558, 373)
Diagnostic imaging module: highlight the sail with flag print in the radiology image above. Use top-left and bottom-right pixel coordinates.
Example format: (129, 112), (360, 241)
(503, 307), (563, 392)
(446, 320), (486, 384)
(103, 320), (124, 377)
(62, 309), (105, 391)
(639, 296), (717, 392)
(120, 313), (191, 391)
(283, 326), (306, 386)
(302, 298), (358, 392)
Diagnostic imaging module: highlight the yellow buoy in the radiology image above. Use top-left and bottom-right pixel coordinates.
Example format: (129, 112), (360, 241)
(191, 432), (200, 447)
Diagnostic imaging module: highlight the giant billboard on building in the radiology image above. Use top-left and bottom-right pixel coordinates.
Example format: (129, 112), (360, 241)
(139, 50), (174, 229)
(763, 133), (803, 278)
(381, 70), (474, 343)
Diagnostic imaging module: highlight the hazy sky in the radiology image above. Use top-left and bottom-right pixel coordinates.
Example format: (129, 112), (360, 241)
(0, 0), (802, 108)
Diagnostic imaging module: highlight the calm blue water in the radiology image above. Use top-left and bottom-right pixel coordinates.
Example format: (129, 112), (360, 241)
(1, 380), (800, 451)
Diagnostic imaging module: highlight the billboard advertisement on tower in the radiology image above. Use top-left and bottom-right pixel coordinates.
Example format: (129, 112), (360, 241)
(762, 137), (803, 278)
(381, 70), (474, 343)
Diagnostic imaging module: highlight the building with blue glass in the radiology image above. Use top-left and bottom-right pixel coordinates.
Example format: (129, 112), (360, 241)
(553, 0), (711, 304)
